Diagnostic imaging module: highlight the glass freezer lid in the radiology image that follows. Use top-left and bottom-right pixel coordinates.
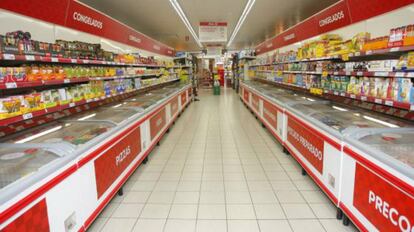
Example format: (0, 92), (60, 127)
(0, 147), (61, 190)
(310, 110), (410, 132)
(4, 121), (114, 145)
(355, 130), (414, 170)
(69, 107), (138, 124)
(117, 99), (156, 110)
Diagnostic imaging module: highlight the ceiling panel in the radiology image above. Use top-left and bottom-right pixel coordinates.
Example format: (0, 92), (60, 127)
(80, 0), (339, 51)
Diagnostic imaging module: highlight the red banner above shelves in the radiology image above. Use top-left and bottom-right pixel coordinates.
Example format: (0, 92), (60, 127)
(0, 0), (174, 56)
(256, 0), (414, 55)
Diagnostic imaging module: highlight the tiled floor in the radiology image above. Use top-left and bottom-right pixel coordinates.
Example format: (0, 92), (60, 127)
(88, 88), (358, 232)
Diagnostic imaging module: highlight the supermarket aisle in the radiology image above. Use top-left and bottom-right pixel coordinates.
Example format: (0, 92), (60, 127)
(89, 88), (358, 232)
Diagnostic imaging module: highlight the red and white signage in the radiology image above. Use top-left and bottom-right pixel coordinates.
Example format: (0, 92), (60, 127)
(2, 199), (50, 232)
(0, 0), (174, 56)
(181, 92), (187, 107)
(170, 97), (179, 116)
(255, 0), (414, 55)
(243, 88), (250, 102)
(353, 163), (414, 232)
(150, 108), (167, 140)
(287, 117), (324, 174)
(94, 126), (141, 198)
(263, 100), (278, 129)
(251, 94), (260, 112)
(199, 22), (227, 42)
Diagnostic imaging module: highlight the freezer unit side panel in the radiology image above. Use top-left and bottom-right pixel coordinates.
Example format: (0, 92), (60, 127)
(170, 97), (179, 117)
(150, 107), (167, 141)
(46, 164), (96, 232)
(0, 199), (50, 232)
(340, 146), (414, 232)
(94, 126), (141, 199)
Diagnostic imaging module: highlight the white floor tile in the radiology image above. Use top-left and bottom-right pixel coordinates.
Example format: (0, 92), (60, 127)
(258, 220), (292, 232)
(199, 192), (225, 204)
(132, 219), (166, 232)
(123, 191), (151, 204)
(111, 203), (144, 218)
(197, 204), (226, 219)
(100, 218), (136, 232)
(196, 220), (227, 232)
(226, 191), (252, 204)
(289, 219), (325, 232)
(254, 204), (286, 219)
(169, 204), (198, 219)
(147, 192), (175, 204)
(140, 204), (171, 219)
(164, 219), (196, 232)
(309, 203), (337, 219)
(173, 191), (200, 204)
(227, 220), (259, 232)
(226, 204), (256, 219)
(282, 204), (316, 219)
(275, 191), (306, 203)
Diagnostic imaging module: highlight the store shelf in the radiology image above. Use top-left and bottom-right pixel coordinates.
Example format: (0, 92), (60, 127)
(0, 53), (165, 68)
(253, 77), (414, 117)
(254, 69), (414, 78)
(0, 74), (170, 90)
(0, 78), (180, 128)
(251, 45), (414, 67)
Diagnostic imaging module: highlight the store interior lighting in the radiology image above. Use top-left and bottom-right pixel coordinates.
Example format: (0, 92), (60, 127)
(15, 126), (63, 144)
(169, 0), (203, 48)
(227, 0), (256, 48)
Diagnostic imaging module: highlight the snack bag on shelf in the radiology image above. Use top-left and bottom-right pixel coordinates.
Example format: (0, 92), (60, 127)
(398, 78), (413, 103)
(21, 93), (44, 112)
(361, 77), (370, 96)
(392, 78), (400, 101)
(0, 96), (22, 119)
(42, 90), (59, 108)
(347, 76), (356, 94)
(340, 76), (350, 92)
(58, 88), (70, 105)
(355, 77), (364, 95)
(369, 78), (377, 97)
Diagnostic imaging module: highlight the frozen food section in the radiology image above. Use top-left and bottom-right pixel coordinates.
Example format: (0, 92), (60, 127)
(0, 82), (192, 231)
(240, 80), (414, 231)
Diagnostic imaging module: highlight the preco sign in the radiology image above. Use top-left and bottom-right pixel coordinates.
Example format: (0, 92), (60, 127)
(353, 164), (414, 232)
(73, 12), (103, 29)
(129, 35), (141, 43)
(283, 33), (295, 41)
(287, 116), (324, 174)
(318, 10), (345, 27)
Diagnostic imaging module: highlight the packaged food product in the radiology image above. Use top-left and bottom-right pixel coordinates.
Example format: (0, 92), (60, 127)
(0, 96), (22, 119)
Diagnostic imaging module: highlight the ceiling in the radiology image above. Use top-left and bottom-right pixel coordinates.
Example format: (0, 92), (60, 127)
(80, 0), (338, 51)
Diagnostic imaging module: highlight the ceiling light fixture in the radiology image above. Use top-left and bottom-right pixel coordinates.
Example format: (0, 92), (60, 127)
(15, 126), (63, 144)
(363, 115), (399, 128)
(169, 0), (203, 48)
(227, 0), (256, 48)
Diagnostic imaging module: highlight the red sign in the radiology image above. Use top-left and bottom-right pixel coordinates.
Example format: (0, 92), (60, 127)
(251, 94), (260, 112)
(263, 100), (278, 129)
(200, 22), (228, 26)
(315, 1), (351, 34)
(243, 88), (249, 102)
(150, 108), (166, 140)
(255, 0), (414, 55)
(170, 97), (179, 116)
(353, 163), (414, 232)
(181, 92), (187, 106)
(2, 199), (50, 232)
(94, 126), (141, 198)
(0, 0), (174, 56)
(287, 116), (324, 174)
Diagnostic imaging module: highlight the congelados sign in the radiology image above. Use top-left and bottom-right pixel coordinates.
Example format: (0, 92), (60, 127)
(319, 10), (345, 27)
(287, 116), (324, 174)
(73, 12), (103, 29)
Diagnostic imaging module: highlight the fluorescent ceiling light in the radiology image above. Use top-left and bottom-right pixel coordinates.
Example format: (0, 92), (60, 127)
(227, 0), (256, 47)
(306, 98), (315, 102)
(113, 103), (123, 108)
(332, 106), (348, 112)
(169, 0), (202, 48)
(363, 115), (399, 128)
(78, 113), (97, 121)
(15, 126), (63, 144)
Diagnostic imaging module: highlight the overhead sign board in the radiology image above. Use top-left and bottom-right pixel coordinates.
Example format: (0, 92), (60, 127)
(199, 22), (227, 42)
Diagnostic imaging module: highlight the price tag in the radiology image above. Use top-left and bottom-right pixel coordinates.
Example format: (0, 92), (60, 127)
(340, 92), (345, 97)
(361, 96), (367, 101)
(94, 98), (99, 101)
(354, 52), (361, 56)
(385, 100), (393, 106)
(64, 79), (70, 84)
(322, 71), (328, 77)
(366, 50), (373, 55)
(22, 113), (33, 120)
(390, 47), (400, 52)
(374, 72), (388, 77)
(334, 91), (339, 95)
(5, 82), (17, 89)
(410, 105), (414, 111)
(333, 72), (339, 75)
(3, 54), (15, 60)
(51, 57), (58, 62)
(25, 55), (35, 61)
(69, 103), (75, 107)
(346, 71), (351, 76)
(395, 72), (404, 77)
(356, 71), (363, 76)
(310, 88), (323, 96)
(324, 90), (329, 93)
(82, 60), (89, 64)
(86, 99), (92, 103)
(71, 59), (77, 63)
(375, 98), (382, 104)
(407, 72), (414, 78)
(350, 94), (356, 99)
